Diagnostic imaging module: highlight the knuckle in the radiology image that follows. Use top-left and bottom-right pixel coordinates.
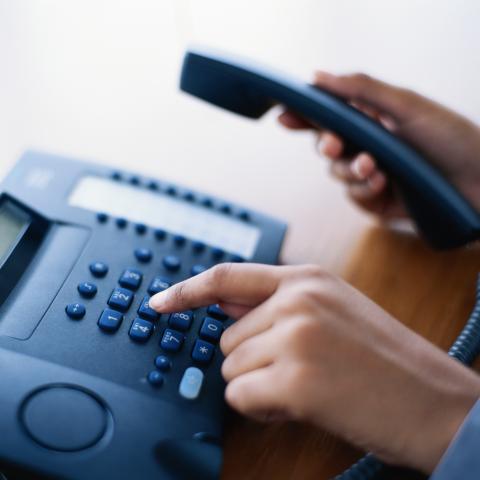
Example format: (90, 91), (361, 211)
(170, 282), (187, 306)
(208, 262), (234, 287)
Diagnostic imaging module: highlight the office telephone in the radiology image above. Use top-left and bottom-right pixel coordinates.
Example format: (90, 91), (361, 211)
(1, 48), (479, 480)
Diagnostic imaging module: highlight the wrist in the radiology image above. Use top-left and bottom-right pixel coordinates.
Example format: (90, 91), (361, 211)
(407, 374), (480, 473)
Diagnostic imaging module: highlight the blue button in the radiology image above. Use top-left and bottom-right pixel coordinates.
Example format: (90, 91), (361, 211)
(96, 212), (108, 223)
(206, 304), (228, 321)
(191, 339), (215, 364)
(231, 255), (245, 263)
(162, 255), (181, 272)
(200, 317), (223, 343)
(119, 268), (143, 290)
(202, 198), (213, 208)
(65, 303), (86, 320)
(129, 318), (154, 343)
(135, 223), (147, 235)
(148, 180), (159, 191)
(173, 234), (186, 246)
(168, 311), (193, 331)
(211, 247), (224, 259)
(183, 192), (195, 202)
(111, 171), (122, 180)
(77, 282), (97, 298)
(160, 328), (184, 352)
(220, 204), (231, 214)
(147, 370), (164, 387)
(192, 240), (205, 253)
(154, 355), (171, 372)
(89, 261), (108, 278)
(129, 176), (140, 185)
(154, 228), (166, 241)
(138, 295), (159, 321)
(166, 186), (177, 196)
(191, 264), (207, 276)
(98, 309), (123, 332)
(179, 367), (204, 400)
(148, 276), (172, 295)
(116, 217), (128, 229)
(108, 287), (134, 312)
(134, 248), (153, 263)
(238, 210), (250, 221)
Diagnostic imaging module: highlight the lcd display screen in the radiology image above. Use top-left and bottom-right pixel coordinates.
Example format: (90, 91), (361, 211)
(68, 176), (261, 259)
(0, 203), (28, 263)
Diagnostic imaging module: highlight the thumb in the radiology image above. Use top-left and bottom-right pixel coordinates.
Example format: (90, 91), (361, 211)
(314, 71), (419, 122)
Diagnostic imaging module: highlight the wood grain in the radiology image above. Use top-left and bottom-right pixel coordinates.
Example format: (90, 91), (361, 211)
(222, 225), (480, 480)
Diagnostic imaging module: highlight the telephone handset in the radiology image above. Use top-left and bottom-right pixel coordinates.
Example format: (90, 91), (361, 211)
(180, 47), (480, 249)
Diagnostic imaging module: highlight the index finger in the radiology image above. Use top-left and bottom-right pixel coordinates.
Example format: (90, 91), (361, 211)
(149, 263), (291, 313)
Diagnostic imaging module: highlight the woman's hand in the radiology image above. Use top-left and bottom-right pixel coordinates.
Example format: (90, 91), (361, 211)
(279, 72), (480, 219)
(150, 263), (480, 474)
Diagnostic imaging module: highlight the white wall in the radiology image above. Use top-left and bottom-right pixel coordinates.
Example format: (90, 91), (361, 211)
(0, 1), (479, 263)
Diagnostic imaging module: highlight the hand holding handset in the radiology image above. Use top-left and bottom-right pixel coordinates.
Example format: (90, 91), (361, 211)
(180, 47), (480, 249)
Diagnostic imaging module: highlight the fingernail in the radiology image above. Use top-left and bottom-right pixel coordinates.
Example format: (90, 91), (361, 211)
(149, 292), (167, 310)
(351, 158), (364, 179)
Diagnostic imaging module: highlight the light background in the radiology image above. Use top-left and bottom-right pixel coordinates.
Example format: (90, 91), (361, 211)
(1, 0), (479, 265)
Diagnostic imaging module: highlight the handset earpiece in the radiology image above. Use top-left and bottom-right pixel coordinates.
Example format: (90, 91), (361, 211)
(180, 47), (480, 249)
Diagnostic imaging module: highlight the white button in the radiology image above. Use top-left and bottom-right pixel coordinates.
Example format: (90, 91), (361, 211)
(179, 367), (204, 400)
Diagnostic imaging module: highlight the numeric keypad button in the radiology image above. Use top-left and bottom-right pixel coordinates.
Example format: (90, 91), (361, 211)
(108, 287), (134, 312)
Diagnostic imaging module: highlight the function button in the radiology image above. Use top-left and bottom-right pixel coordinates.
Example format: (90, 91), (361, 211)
(108, 287), (134, 312)
(179, 367), (204, 400)
(129, 176), (140, 185)
(173, 234), (186, 246)
(206, 304), (228, 321)
(192, 240), (205, 253)
(231, 254), (245, 263)
(115, 217), (128, 229)
(166, 186), (177, 196)
(129, 318), (154, 343)
(96, 212), (108, 223)
(98, 309), (123, 333)
(154, 355), (172, 372)
(162, 255), (181, 272)
(160, 328), (184, 352)
(220, 204), (231, 214)
(168, 311), (193, 331)
(138, 296), (159, 322)
(111, 171), (122, 180)
(135, 223), (147, 235)
(183, 192), (195, 202)
(134, 248), (153, 263)
(119, 268), (143, 291)
(148, 276), (172, 295)
(202, 198), (213, 208)
(211, 247), (224, 260)
(154, 228), (166, 241)
(191, 264), (207, 276)
(65, 303), (86, 320)
(200, 317), (223, 343)
(147, 370), (164, 387)
(89, 261), (109, 278)
(191, 339), (215, 364)
(238, 210), (250, 221)
(148, 180), (159, 191)
(77, 282), (98, 298)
